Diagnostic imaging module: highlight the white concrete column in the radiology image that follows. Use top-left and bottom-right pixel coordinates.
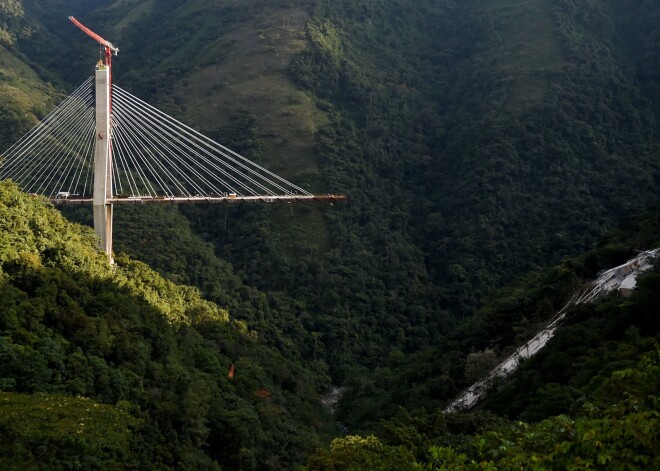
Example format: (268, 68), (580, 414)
(93, 65), (113, 261)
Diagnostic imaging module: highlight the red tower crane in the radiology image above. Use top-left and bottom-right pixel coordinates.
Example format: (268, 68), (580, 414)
(69, 16), (119, 68)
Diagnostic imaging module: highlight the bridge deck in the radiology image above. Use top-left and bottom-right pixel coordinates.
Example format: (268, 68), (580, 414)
(48, 194), (347, 205)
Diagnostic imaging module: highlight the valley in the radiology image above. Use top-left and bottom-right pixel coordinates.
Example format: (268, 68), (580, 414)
(1, 0), (659, 469)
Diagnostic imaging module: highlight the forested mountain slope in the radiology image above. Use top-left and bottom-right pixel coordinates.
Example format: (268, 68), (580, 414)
(306, 346), (660, 469)
(0, 182), (333, 469)
(304, 207), (660, 469)
(5, 0), (658, 377)
(336, 205), (660, 431)
(1, 190), (657, 469)
(0, 1), (56, 149)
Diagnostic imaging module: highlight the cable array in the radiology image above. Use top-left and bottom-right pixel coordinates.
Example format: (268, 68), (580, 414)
(0, 78), (95, 197)
(110, 85), (310, 198)
(0, 77), (311, 199)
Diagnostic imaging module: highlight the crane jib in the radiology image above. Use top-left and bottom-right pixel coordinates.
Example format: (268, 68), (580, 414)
(68, 16), (119, 54)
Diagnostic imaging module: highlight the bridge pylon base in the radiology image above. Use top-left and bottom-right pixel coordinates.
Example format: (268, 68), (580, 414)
(93, 203), (113, 262)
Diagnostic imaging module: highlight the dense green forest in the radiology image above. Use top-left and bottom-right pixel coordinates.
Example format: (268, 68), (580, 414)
(0, 182), (334, 469)
(1, 0), (660, 469)
(337, 205), (660, 429)
(2, 181), (659, 469)
(307, 346), (660, 470)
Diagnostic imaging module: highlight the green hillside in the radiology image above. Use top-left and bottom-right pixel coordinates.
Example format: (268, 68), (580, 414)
(305, 206), (660, 469)
(306, 346), (660, 470)
(0, 181), (333, 469)
(3, 178), (657, 468)
(336, 205), (660, 430)
(94, 0), (322, 182)
(0, 2), (56, 150)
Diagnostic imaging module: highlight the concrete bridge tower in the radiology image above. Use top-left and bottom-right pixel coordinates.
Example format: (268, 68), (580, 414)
(93, 61), (113, 260)
(69, 16), (118, 260)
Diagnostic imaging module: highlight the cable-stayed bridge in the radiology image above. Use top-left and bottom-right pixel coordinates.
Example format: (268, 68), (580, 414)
(0, 17), (345, 261)
(0, 78), (338, 203)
